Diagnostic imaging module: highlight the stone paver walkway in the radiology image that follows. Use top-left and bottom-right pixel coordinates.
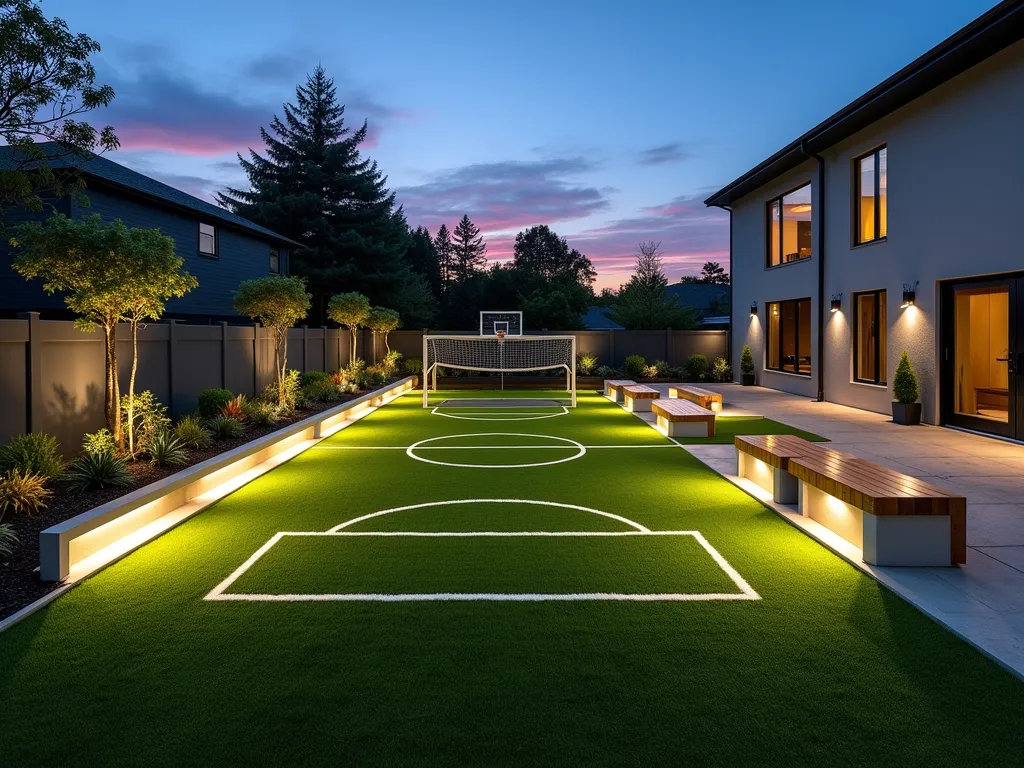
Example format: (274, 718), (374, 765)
(639, 384), (1024, 680)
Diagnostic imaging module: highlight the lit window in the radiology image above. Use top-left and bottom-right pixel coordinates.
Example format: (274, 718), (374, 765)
(853, 290), (887, 384)
(766, 183), (812, 267)
(269, 247), (280, 274)
(199, 222), (217, 256)
(855, 147), (887, 244)
(766, 298), (812, 375)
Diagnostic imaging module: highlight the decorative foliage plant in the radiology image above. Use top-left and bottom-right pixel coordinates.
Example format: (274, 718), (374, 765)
(66, 451), (132, 493)
(0, 433), (65, 480)
(686, 354), (710, 381)
(173, 416), (211, 449)
(0, 523), (17, 558)
(198, 389), (233, 420)
(83, 428), (117, 456)
(893, 352), (919, 404)
(0, 470), (51, 519)
(146, 432), (188, 468)
(328, 292), (371, 366)
(120, 390), (170, 457)
(740, 345), (754, 376)
(576, 353), (598, 375)
(623, 355), (647, 379)
(367, 306), (401, 353)
(207, 416), (244, 440)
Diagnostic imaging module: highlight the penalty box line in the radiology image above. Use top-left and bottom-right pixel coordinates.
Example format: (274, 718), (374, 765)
(204, 530), (761, 603)
(311, 444), (680, 450)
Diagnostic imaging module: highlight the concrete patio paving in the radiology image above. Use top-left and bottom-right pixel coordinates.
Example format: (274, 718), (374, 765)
(642, 383), (1024, 680)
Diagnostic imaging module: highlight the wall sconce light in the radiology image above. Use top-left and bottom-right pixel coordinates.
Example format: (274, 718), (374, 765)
(830, 293), (842, 313)
(771, 304), (779, 316)
(901, 282), (918, 308)
(749, 302), (758, 316)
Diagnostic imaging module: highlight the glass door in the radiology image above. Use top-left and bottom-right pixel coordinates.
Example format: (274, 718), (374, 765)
(942, 278), (1018, 439)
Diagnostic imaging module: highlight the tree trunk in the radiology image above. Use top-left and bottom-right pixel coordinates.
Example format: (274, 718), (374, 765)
(278, 328), (288, 406)
(350, 328), (358, 367)
(105, 323), (123, 449)
(127, 320), (139, 457)
(384, 333), (391, 354)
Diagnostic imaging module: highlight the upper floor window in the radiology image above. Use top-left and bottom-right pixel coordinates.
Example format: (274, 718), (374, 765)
(269, 247), (280, 274)
(766, 298), (812, 375)
(766, 183), (812, 267)
(199, 222), (217, 257)
(855, 146), (887, 244)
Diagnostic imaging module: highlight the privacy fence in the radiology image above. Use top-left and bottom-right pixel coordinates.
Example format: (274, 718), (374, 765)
(0, 314), (727, 451)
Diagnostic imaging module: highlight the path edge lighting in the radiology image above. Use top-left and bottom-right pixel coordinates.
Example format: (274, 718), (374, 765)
(901, 282), (918, 309)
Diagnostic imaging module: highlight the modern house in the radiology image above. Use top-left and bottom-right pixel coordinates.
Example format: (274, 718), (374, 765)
(0, 144), (300, 322)
(706, 0), (1024, 442)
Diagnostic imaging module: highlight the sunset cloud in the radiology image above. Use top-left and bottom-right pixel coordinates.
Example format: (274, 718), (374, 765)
(637, 142), (692, 166)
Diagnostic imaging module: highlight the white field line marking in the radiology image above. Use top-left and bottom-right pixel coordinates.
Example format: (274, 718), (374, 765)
(312, 444), (677, 451)
(204, 530), (760, 603)
(431, 406), (569, 422)
(327, 499), (650, 533)
(406, 433), (586, 469)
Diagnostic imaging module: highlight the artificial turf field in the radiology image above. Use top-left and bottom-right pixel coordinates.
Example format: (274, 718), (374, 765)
(1, 389), (1023, 766)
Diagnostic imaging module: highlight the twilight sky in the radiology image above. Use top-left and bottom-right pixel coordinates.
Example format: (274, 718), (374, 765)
(47, 0), (996, 289)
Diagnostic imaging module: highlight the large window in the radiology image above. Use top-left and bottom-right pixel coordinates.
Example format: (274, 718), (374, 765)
(855, 146), (887, 244)
(269, 247), (280, 274)
(199, 222), (217, 257)
(853, 290), (887, 384)
(766, 298), (812, 375)
(766, 183), (812, 267)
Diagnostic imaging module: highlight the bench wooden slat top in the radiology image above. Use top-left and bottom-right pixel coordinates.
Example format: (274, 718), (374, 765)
(606, 380), (636, 389)
(669, 385), (720, 398)
(623, 384), (659, 397)
(734, 434), (835, 468)
(652, 399), (715, 421)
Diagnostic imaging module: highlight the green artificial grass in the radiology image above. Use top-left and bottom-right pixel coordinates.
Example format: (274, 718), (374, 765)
(0, 390), (1021, 766)
(690, 415), (827, 444)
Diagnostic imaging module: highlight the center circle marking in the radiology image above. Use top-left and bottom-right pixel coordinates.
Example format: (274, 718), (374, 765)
(405, 433), (586, 469)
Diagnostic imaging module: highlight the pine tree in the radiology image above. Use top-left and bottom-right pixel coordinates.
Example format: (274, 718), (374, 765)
(404, 226), (441, 299)
(433, 224), (455, 291)
(217, 65), (410, 322)
(451, 215), (487, 282)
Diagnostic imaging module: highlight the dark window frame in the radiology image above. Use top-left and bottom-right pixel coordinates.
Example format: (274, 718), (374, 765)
(198, 221), (218, 258)
(269, 247), (280, 274)
(765, 182), (813, 268)
(853, 146), (886, 245)
(852, 289), (886, 385)
(766, 297), (812, 376)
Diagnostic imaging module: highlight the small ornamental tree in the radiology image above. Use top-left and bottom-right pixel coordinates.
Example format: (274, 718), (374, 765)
(740, 345), (754, 375)
(11, 214), (135, 444)
(367, 306), (401, 354)
(328, 292), (371, 366)
(121, 229), (197, 455)
(893, 351), (919, 404)
(235, 276), (311, 406)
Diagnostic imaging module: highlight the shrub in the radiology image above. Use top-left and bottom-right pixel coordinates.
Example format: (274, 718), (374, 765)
(577, 353), (598, 375)
(362, 367), (386, 388)
(259, 369), (301, 409)
(339, 381), (359, 395)
(622, 355), (646, 379)
(198, 389), (233, 420)
(302, 380), (340, 403)
(221, 394), (247, 422)
(0, 433), (65, 480)
(379, 350), (403, 379)
(642, 364), (659, 378)
(66, 451), (132, 493)
(121, 390), (171, 456)
(0, 523), (17, 557)
(893, 352), (919, 404)
(403, 358), (423, 375)
(652, 360), (670, 378)
(329, 370), (346, 386)
(174, 415), (212, 449)
(667, 366), (688, 380)
(208, 416), (244, 440)
(301, 370), (331, 387)
(740, 345), (754, 376)
(0, 470), (51, 519)
(243, 401), (280, 427)
(83, 428), (117, 456)
(595, 365), (619, 377)
(146, 431), (189, 467)
(686, 354), (709, 381)
(710, 357), (732, 382)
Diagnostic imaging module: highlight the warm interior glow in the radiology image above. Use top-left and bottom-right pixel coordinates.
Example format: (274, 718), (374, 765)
(954, 286), (1009, 422)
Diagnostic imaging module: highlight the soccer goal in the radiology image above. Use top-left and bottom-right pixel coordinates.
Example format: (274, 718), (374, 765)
(422, 334), (577, 407)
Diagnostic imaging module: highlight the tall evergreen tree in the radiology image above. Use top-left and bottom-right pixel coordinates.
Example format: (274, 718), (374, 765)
(217, 65), (410, 322)
(405, 225), (442, 299)
(433, 223), (455, 291)
(512, 224), (596, 288)
(451, 215), (487, 282)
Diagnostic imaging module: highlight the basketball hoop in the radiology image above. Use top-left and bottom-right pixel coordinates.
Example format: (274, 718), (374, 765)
(496, 330), (506, 341)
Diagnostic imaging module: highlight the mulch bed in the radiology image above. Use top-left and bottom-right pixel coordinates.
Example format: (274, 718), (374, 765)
(0, 384), (401, 621)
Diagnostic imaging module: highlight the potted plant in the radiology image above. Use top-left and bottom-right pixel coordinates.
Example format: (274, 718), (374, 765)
(740, 345), (755, 386)
(892, 351), (921, 425)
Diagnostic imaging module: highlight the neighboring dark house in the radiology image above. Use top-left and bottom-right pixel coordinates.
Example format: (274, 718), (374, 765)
(664, 283), (730, 320)
(0, 144), (301, 322)
(581, 305), (623, 330)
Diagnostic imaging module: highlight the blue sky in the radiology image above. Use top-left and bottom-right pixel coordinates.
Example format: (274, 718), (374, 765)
(47, 0), (998, 288)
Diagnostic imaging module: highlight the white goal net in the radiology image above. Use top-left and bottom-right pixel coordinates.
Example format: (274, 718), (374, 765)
(423, 335), (576, 406)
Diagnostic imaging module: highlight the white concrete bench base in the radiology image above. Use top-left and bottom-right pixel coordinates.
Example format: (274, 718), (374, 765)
(626, 396), (654, 413)
(737, 451), (798, 504)
(799, 482), (952, 566)
(659, 416), (710, 438)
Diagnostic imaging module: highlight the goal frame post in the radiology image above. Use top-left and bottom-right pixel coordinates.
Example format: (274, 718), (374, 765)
(422, 334), (576, 408)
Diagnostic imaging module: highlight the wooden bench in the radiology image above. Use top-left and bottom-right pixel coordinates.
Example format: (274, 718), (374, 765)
(735, 434), (966, 566)
(604, 379), (636, 402)
(622, 384), (659, 412)
(669, 385), (723, 412)
(652, 398), (716, 438)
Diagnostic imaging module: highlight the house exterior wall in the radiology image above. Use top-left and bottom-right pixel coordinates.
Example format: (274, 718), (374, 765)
(1, 184), (289, 321)
(730, 39), (1024, 424)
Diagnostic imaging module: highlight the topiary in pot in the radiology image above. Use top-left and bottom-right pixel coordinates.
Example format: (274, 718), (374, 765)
(740, 345), (755, 386)
(891, 351), (921, 425)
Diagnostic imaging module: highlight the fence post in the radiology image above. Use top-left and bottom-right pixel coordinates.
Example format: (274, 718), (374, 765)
(166, 319), (179, 416)
(302, 325), (308, 373)
(17, 312), (41, 433)
(219, 321), (228, 389)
